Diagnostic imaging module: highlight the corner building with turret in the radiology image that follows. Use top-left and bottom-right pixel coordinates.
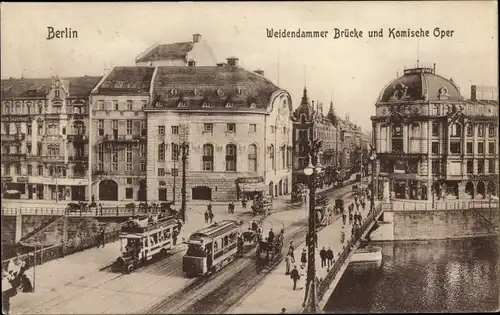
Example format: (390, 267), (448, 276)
(371, 66), (499, 201)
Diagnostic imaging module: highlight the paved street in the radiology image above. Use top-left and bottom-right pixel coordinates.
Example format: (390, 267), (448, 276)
(4, 185), (355, 314)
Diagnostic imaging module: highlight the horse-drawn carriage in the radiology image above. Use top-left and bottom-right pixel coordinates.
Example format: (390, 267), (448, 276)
(252, 195), (273, 216)
(66, 201), (92, 214)
(256, 231), (284, 262)
(237, 230), (259, 255)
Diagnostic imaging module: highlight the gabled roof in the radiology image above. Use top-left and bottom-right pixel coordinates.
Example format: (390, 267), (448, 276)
(1, 76), (101, 99)
(147, 65), (281, 111)
(136, 42), (194, 63)
(94, 67), (155, 95)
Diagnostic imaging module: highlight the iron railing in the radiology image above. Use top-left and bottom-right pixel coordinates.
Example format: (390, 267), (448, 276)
(316, 202), (384, 303)
(391, 199), (499, 211)
(2, 206), (160, 217)
(1, 229), (121, 271)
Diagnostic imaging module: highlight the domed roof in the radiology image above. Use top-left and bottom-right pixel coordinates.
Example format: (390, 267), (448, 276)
(377, 67), (462, 103)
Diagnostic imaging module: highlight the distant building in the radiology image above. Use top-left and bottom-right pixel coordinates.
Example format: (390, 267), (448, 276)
(145, 60), (293, 202)
(371, 66), (499, 201)
(1, 76), (101, 201)
(135, 33), (217, 67)
(291, 87), (339, 188)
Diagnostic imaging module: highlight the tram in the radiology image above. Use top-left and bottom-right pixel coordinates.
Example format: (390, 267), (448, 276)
(182, 220), (240, 277)
(111, 214), (181, 273)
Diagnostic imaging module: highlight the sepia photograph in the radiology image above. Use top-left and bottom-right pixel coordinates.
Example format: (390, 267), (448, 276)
(1, 1), (498, 314)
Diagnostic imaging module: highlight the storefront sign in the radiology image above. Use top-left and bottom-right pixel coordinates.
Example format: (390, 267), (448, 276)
(2, 176), (13, 182)
(17, 176), (28, 183)
(2, 115), (30, 122)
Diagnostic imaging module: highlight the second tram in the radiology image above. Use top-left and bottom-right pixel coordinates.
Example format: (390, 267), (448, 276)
(182, 220), (240, 277)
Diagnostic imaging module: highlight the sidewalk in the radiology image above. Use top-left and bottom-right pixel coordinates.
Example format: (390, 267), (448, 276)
(229, 194), (371, 314)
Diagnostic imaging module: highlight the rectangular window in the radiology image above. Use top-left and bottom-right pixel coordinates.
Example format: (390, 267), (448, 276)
(478, 142), (484, 154)
(466, 161), (473, 173)
(98, 163), (104, 171)
(140, 143), (146, 158)
(431, 142), (439, 154)
(478, 125), (485, 137)
(125, 188), (133, 199)
(488, 124), (496, 137)
(126, 120), (132, 135)
(466, 142), (473, 154)
(27, 164), (32, 175)
(37, 165), (43, 176)
(27, 144), (32, 155)
(171, 168), (179, 177)
(112, 120), (118, 130)
(431, 160), (440, 175)
(4, 164), (10, 175)
(127, 178), (133, 185)
(478, 160), (485, 173)
(203, 161), (213, 171)
(98, 100), (104, 110)
(171, 126), (179, 134)
(141, 100), (147, 109)
(15, 165), (21, 175)
(98, 120), (104, 136)
(489, 159), (496, 173)
(203, 123), (213, 133)
(489, 142), (495, 154)
(450, 141), (461, 154)
(158, 168), (165, 176)
(158, 126), (165, 135)
(432, 122), (439, 136)
(27, 125), (32, 135)
(112, 152), (118, 163)
(141, 121), (147, 136)
(249, 124), (257, 133)
(158, 144), (165, 161)
(140, 163), (146, 172)
(112, 163), (118, 171)
(113, 100), (119, 111)
(127, 100), (133, 111)
(171, 143), (180, 161)
(226, 123), (236, 133)
(98, 152), (104, 162)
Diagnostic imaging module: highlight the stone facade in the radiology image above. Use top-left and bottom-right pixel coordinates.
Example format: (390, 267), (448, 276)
(372, 66), (499, 201)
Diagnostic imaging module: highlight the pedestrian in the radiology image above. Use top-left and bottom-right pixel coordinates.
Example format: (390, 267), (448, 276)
(228, 203), (232, 213)
(358, 211), (363, 223)
(340, 226), (345, 244)
(207, 203), (212, 213)
(354, 196), (358, 204)
(204, 211), (209, 223)
(290, 266), (300, 290)
(355, 202), (360, 211)
(288, 242), (295, 262)
(300, 248), (307, 269)
(349, 212), (353, 225)
(285, 253), (293, 275)
(231, 202), (235, 213)
(326, 247), (334, 269)
(280, 307), (287, 314)
(268, 228), (275, 243)
(342, 208), (347, 225)
(209, 211), (214, 223)
(320, 247), (327, 268)
(99, 203), (103, 216)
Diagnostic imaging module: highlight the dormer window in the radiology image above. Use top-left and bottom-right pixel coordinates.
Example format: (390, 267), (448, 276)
(237, 87), (243, 95)
(178, 101), (187, 108)
(170, 89), (178, 96)
(217, 89), (224, 97)
(202, 101), (212, 108)
(225, 102), (234, 108)
(250, 103), (257, 109)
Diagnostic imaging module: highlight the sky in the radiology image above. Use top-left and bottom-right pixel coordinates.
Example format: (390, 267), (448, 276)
(1, 1), (498, 131)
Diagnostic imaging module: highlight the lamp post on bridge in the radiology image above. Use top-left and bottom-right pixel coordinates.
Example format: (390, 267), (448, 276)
(302, 139), (322, 313)
(180, 142), (189, 224)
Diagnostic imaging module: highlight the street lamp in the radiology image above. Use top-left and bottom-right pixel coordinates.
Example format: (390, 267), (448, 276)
(369, 153), (376, 219)
(302, 139), (322, 313)
(180, 142), (189, 224)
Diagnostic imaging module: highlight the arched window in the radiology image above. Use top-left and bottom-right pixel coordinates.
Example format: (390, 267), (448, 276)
(203, 144), (214, 171)
(269, 144), (275, 170)
(478, 124), (485, 137)
(281, 146), (286, 169)
(226, 144), (237, 171)
(171, 143), (179, 161)
(248, 144), (257, 172)
(488, 124), (496, 137)
(466, 124), (473, 137)
(411, 123), (420, 138)
(301, 115), (306, 124)
(158, 143), (165, 161)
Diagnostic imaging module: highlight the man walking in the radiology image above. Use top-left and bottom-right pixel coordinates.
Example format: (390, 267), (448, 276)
(300, 248), (307, 269)
(98, 227), (105, 248)
(349, 211), (353, 225)
(290, 266), (301, 290)
(320, 247), (327, 268)
(342, 207), (347, 225)
(326, 247), (334, 270)
(285, 253), (293, 275)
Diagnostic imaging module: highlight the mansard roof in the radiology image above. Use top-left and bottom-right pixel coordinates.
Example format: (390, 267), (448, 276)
(95, 67), (155, 95)
(146, 65), (281, 111)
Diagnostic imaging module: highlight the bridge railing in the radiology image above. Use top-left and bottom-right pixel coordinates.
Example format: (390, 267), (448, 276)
(2, 206), (160, 217)
(316, 202), (385, 304)
(391, 199), (499, 211)
(1, 229), (121, 271)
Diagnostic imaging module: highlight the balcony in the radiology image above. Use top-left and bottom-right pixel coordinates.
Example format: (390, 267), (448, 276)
(2, 154), (27, 162)
(67, 134), (88, 143)
(2, 133), (25, 142)
(27, 155), (66, 163)
(69, 155), (89, 162)
(42, 135), (63, 141)
(103, 134), (142, 143)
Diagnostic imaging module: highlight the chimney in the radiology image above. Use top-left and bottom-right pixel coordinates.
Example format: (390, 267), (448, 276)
(188, 60), (196, 67)
(433, 63), (436, 74)
(193, 33), (201, 43)
(216, 63), (225, 67)
(254, 69), (264, 76)
(471, 85), (477, 101)
(226, 57), (239, 67)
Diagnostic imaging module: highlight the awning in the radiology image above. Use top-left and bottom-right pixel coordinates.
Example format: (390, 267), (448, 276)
(238, 182), (268, 193)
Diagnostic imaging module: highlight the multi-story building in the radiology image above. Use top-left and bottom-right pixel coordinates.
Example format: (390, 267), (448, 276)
(89, 67), (154, 201)
(291, 87), (339, 188)
(1, 76), (101, 201)
(145, 58), (293, 202)
(135, 33), (217, 67)
(372, 66), (499, 201)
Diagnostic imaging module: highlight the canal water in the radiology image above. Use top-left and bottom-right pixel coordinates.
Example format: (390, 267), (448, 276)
(324, 237), (499, 313)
